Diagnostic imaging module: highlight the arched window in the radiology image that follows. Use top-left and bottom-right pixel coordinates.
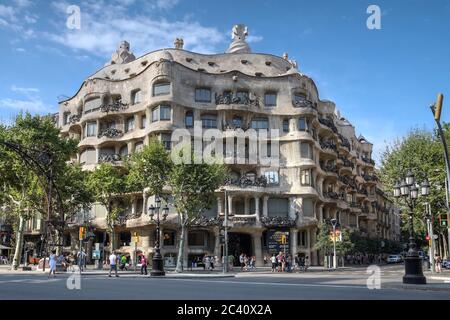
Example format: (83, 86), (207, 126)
(119, 145), (128, 158)
(131, 89), (142, 105)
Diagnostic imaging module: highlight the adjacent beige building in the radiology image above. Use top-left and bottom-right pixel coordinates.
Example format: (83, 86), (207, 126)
(56, 25), (401, 267)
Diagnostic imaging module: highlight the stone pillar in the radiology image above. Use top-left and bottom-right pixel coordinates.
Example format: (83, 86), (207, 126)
(142, 189), (148, 216)
(263, 196), (269, 217)
(217, 196), (223, 216)
(131, 198), (137, 217)
(356, 214), (359, 229)
(310, 226), (318, 266)
(252, 231), (264, 267)
(306, 228), (312, 259)
(95, 146), (100, 164)
(291, 228), (298, 258)
(289, 197), (296, 220)
(228, 195), (234, 216)
(254, 196), (260, 222)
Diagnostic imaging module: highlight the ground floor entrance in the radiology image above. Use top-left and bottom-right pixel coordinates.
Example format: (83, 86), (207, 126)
(228, 232), (252, 266)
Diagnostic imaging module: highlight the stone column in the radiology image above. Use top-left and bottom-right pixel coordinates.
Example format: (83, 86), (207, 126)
(291, 228), (298, 258)
(263, 196), (269, 217)
(310, 226), (318, 266)
(217, 196), (223, 216)
(289, 197), (296, 220)
(306, 228), (312, 260)
(95, 147), (100, 164)
(228, 195), (234, 216)
(356, 214), (359, 229)
(131, 198), (137, 217)
(252, 231), (264, 267)
(254, 196), (260, 222)
(142, 189), (148, 216)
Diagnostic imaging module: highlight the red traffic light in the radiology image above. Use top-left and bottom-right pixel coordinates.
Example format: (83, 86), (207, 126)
(425, 235), (430, 241)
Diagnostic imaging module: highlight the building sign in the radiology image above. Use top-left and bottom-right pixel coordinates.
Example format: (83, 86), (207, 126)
(267, 229), (290, 254)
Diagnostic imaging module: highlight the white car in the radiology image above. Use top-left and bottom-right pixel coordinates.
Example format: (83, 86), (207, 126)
(387, 255), (402, 264)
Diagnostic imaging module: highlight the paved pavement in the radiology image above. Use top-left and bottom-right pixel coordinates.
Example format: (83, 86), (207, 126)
(0, 264), (449, 299)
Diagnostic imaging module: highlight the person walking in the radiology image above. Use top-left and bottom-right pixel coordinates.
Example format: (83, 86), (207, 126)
(140, 253), (148, 275)
(435, 254), (442, 273)
(239, 253), (245, 271)
(205, 255), (211, 271)
(48, 250), (57, 278)
(271, 254), (277, 272)
(109, 252), (119, 277)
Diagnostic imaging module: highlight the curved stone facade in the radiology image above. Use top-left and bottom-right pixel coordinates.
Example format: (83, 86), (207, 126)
(58, 26), (400, 267)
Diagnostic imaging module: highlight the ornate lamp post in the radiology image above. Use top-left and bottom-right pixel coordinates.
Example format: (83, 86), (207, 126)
(393, 169), (429, 284)
(148, 196), (168, 276)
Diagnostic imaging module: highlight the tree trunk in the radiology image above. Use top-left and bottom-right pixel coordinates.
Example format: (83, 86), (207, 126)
(12, 216), (26, 270)
(176, 222), (186, 273)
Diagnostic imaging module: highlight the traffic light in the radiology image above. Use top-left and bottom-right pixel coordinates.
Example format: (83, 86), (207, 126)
(281, 234), (287, 245)
(439, 213), (449, 227)
(79, 226), (86, 240)
(434, 93), (444, 122)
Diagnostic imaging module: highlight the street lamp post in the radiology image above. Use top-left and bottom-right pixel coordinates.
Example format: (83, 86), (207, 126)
(330, 219), (338, 269)
(393, 170), (429, 284)
(148, 196), (168, 277)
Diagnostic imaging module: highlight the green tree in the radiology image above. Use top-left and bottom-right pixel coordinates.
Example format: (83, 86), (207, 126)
(169, 155), (226, 273)
(379, 126), (449, 249)
(314, 221), (354, 267)
(126, 139), (172, 196)
(86, 163), (126, 251)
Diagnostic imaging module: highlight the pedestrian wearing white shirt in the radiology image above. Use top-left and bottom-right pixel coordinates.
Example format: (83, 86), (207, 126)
(108, 252), (119, 277)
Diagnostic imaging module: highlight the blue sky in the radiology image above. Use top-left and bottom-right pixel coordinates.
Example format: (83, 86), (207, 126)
(0, 0), (449, 163)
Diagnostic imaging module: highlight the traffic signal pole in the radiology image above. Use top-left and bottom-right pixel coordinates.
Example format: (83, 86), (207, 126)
(431, 94), (450, 259)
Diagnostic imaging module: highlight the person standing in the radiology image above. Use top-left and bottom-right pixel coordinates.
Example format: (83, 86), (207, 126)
(239, 253), (245, 271)
(271, 254), (277, 272)
(109, 252), (119, 277)
(140, 253), (148, 275)
(48, 250), (57, 278)
(435, 254), (442, 273)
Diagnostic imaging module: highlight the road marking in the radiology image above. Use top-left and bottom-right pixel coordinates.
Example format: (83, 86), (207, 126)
(158, 278), (369, 289)
(0, 278), (60, 284)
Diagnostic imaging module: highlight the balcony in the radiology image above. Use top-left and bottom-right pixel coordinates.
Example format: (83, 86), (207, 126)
(292, 98), (315, 109)
(215, 93), (259, 108)
(261, 215), (297, 228)
(224, 175), (268, 188)
(361, 156), (375, 166)
(97, 128), (124, 139)
(324, 191), (339, 200)
(98, 153), (122, 164)
(338, 175), (357, 189)
(320, 140), (337, 153)
(338, 134), (351, 150)
(320, 163), (338, 174)
(100, 100), (129, 113)
(68, 113), (81, 124)
(318, 118), (338, 134)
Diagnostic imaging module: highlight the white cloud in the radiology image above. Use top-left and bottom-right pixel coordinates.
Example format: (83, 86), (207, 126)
(247, 35), (263, 43)
(156, 0), (179, 9)
(10, 85), (40, 94)
(0, 98), (53, 113)
(45, 1), (226, 57)
(15, 47), (26, 52)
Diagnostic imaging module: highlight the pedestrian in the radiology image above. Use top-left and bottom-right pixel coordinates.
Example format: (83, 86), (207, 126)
(119, 254), (127, 271)
(205, 255), (211, 270)
(435, 254), (442, 273)
(239, 253), (245, 271)
(271, 254), (277, 272)
(140, 253), (148, 275)
(210, 256), (215, 270)
(264, 255), (268, 266)
(108, 252), (119, 277)
(48, 250), (57, 278)
(304, 256), (309, 271)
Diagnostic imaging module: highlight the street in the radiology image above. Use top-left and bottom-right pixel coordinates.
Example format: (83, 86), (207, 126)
(0, 265), (449, 300)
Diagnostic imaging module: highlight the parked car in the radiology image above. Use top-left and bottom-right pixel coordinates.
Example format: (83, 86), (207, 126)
(442, 259), (450, 269)
(387, 255), (402, 264)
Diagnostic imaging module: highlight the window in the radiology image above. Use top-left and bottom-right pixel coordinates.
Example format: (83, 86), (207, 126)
(298, 118), (308, 131)
(161, 133), (172, 150)
(153, 82), (170, 96)
(185, 111), (194, 128)
(63, 112), (70, 125)
(152, 105), (171, 122)
(299, 231), (307, 247)
(84, 97), (102, 114)
(251, 117), (268, 130)
(188, 231), (206, 246)
(80, 148), (96, 164)
(201, 114), (217, 129)
(195, 88), (211, 103)
(264, 171), (279, 185)
(301, 169), (311, 186)
(264, 92), (277, 107)
(236, 91), (249, 102)
(293, 93), (307, 105)
(134, 141), (144, 153)
(283, 119), (289, 133)
(163, 231), (175, 246)
(125, 116), (135, 132)
(119, 145), (128, 158)
(232, 116), (242, 128)
(86, 122), (97, 137)
(141, 115), (146, 129)
(132, 90), (142, 104)
(300, 142), (313, 159)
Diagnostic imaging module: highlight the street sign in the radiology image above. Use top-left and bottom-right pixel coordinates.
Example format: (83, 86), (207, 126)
(92, 250), (100, 260)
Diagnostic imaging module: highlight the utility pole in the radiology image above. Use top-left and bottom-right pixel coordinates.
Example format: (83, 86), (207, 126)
(223, 188), (229, 273)
(426, 202), (435, 273)
(430, 93), (450, 259)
